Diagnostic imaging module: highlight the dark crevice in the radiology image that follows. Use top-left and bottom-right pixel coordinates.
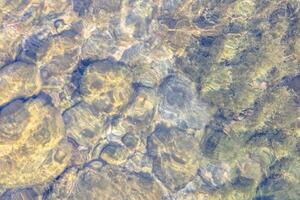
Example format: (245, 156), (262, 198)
(0, 91), (53, 112)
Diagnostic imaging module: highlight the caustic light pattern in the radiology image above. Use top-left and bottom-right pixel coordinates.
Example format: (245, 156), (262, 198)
(0, 0), (300, 200)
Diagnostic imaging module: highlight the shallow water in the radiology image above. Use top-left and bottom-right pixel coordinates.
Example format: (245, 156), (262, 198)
(0, 0), (300, 199)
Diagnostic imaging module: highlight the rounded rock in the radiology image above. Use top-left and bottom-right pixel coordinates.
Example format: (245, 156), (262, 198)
(147, 124), (201, 191)
(0, 97), (71, 187)
(80, 59), (133, 116)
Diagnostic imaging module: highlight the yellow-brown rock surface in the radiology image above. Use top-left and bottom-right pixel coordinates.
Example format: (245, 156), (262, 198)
(0, 62), (40, 106)
(67, 165), (165, 200)
(0, 97), (71, 187)
(1, 0), (300, 199)
(80, 59), (133, 116)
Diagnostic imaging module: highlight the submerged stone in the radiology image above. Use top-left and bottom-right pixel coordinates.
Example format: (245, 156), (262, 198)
(0, 188), (38, 200)
(158, 74), (210, 129)
(285, 74), (300, 95)
(66, 165), (164, 200)
(0, 62), (39, 106)
(62, 101), (106, 147)
(72, 0), (92, 16)
(1, 0), (300, 198)
(0, 97), (71, 187)
(147, 124), (200, 191)
(100, 143), (129, 165)
(80, 59), (133, 116)
(94, 0), (122, 12)
(122, 133), (139, 148)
